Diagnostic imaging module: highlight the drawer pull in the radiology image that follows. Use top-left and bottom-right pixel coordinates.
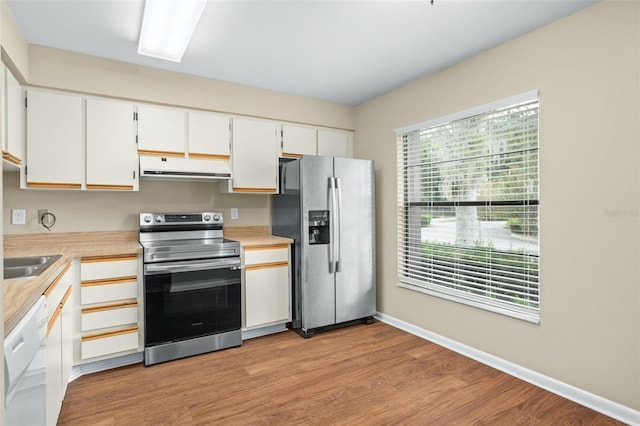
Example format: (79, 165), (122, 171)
(82, 300), (137, 314)
(82, 326), (138, 342)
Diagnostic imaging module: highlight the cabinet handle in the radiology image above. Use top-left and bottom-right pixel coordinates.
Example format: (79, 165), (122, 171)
(232, 187), (277, 193)
(82, 300), (138, 314)
(82, 326), (138, 342)
(81, 254), (138, 264)
(81, 276), (137, 287)
(245, 261), (289, 271)
(245, 244), (289, 251)
(86, 184), (134, 190)
(43, 262), (72, 297)
(27, 182), (82, 189)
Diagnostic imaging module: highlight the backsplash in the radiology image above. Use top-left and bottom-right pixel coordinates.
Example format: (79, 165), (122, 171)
(2, 172), (271, 234)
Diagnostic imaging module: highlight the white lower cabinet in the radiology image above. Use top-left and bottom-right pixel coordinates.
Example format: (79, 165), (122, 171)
(46, 310), (62, 426)
(243, 244), (291, 329)
(79, 254), (141, 362)
(44, 262), (74, 426)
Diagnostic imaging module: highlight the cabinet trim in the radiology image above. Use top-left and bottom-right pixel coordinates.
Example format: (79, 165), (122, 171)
(47, 305), (63, 337)
(43, 262), (72, 298)
(81, 300), (137, 314)
(86, 184), (135, 191)
(245, 244), (289, 252)
(81, 254), (138, 263)
(138, 149), (184, 157)
(281, 152), (303, 159)
(61, 286), (73, 307)
(2, 150), (22, 165)
(27, 182), (82, 189)
(81, 326), (138, 342)
(232, 187), (277, 193)
(245, 261), (289, 271)
(188, 153), (230, 160)
(81, 276), (137, 287)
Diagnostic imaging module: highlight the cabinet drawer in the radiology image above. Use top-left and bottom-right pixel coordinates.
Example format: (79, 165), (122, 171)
(81, 302), (138, 332)
(244, 245), (288, 265)
(81, 255), (138, 281)
(81, 279), (137, 305)
(81, 327), (138, 360)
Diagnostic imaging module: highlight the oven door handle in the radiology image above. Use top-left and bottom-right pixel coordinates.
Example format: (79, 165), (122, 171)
(144, 259), (241, 275)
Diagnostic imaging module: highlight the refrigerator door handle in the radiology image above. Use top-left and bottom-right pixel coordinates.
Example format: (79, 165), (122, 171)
(328, 176), (336, 273)
(335, 177), (342, 272)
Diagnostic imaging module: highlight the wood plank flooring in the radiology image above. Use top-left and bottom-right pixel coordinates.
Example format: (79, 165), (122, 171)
(58, 322), (625, 425)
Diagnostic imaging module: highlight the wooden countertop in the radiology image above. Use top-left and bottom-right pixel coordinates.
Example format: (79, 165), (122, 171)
(3, 228), (292, 335)
(4, 231), (142, 335)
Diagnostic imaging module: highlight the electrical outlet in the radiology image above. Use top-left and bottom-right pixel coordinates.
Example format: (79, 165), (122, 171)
(230, 208), (239, 220)
(11, 209), (26, 225)
(38, 209), (49, 224)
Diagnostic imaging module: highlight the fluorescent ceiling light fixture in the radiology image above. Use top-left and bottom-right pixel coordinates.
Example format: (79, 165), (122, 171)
(138, 0), (207, 62)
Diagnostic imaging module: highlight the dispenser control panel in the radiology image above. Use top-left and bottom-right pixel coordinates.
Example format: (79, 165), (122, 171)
(308, 210), (330, 245)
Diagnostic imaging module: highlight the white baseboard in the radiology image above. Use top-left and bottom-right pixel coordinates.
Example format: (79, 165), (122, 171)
(69, 352), (143, 382)
(242, 323), (288, 340)
(375, 312), (640, 426)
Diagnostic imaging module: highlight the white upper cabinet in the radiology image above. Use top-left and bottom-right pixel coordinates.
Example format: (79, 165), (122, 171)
(25, 90), (83, 189)
(3, 66), (25, 169)
(187, 111), (230, 158)
(281, 124), (317, 158)
(136, 104), (186, 155)
(220, 117), (278, 193)
(317, 129), (353, 158)
(86, 98), (138, 190)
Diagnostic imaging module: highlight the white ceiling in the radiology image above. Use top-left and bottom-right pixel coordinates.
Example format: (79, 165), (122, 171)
(6, 0), (598, 106)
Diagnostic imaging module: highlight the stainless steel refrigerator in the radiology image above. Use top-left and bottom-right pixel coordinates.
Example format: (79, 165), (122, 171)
(272, 156), (375, 337)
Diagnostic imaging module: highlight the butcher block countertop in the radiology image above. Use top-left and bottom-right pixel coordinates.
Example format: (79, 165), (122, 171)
(3, 227), (292, 335)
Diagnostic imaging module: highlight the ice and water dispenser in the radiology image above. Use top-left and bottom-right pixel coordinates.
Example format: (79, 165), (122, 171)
(308, 210), (330, 245)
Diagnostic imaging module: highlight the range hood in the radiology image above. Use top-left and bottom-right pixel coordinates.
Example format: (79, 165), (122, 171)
(140, 155), (232, 181)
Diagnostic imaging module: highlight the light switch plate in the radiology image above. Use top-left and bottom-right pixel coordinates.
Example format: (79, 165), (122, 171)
(11, 208), (26, 225)
(230, 208), (238, 220)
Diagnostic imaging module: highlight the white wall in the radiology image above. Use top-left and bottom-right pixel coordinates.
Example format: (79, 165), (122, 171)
(355, 0), (639, 412)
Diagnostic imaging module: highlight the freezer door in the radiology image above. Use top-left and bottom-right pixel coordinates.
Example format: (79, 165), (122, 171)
(300, 156), (336, 330)
(334, 158), (376, 324)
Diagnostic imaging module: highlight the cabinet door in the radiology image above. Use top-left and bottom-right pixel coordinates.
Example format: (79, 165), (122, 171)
(188, 111), (230, 158)
(137, 104), (185, 155)
(281, 124), (316, 158)
(245, 264), (290, 328)
(5, 67), (24, 165)
(86, 98), (138, 190)
(229, 118), (278, 193)
(317, 129), (353, 158)
(61, 287), (74, 397)
(46, 309), (63, 426)
(26, 90), (83, 188)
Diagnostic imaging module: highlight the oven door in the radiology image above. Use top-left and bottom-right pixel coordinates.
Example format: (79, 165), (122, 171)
(144, 257), (241, 347)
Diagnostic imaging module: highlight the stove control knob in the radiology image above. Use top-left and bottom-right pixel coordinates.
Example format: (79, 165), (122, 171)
(203, 214), (211, 222)
(154, 215), (163, 223)
(143, 215), (152, 224)
(213, 214), (220, 222)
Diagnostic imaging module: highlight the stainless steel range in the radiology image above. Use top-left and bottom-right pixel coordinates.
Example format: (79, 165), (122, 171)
(139, 212), (241, 366)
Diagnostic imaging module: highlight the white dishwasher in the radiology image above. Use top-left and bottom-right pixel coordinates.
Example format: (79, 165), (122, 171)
(4, 296), (47, 426)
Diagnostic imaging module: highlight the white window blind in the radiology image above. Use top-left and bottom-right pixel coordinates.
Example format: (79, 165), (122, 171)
(396, 91), (540, 323)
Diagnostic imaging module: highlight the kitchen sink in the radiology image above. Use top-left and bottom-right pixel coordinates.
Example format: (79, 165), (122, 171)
(4, 255), (62, 280)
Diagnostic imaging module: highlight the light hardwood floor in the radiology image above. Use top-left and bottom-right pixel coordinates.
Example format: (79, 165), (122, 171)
(58, 321), (624, 425)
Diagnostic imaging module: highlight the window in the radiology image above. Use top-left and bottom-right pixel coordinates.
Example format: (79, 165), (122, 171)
(395, 91), (540, 323)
